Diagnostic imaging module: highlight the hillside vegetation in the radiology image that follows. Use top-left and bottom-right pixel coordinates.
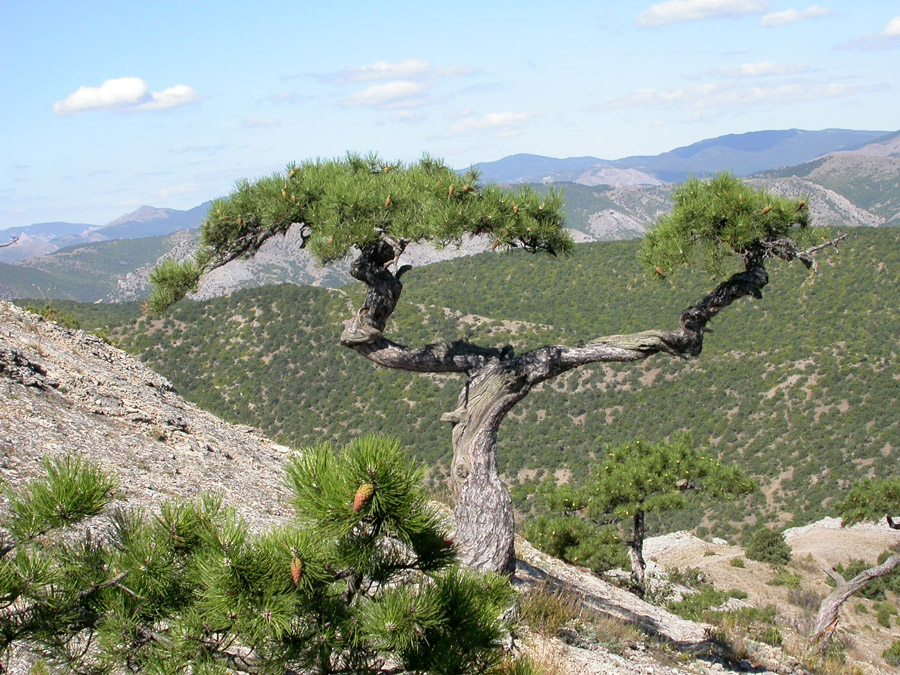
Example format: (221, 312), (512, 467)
(44, 227), (899, 537)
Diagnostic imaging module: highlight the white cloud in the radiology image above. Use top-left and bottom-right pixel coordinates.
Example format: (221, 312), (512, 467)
(602, 80), (871, 111)
(604, 83), (725, 108)
(53, 78), (198, 115)
(330, 59), (432, 84)
(341, 80), (432, 108)
(451, 112), (531, 137)
(259, 92), (310, 105)
(322, 59), (477, 86)
(242, 118), (282, 129)
(883, 16), (900, 36)
(131, 84), (199, 112)
(760, 5), (833, 27)
(637, 0), (769, 27)
(155, 183), (199, 199)
(53, 77), (147, 115)
(717, 61), (810, 77)
(837, 16), (900, 50)
(387, 110), (426, 123)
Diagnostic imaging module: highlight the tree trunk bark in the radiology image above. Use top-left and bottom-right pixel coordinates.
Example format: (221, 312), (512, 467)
(812, 554), (900, 649)
(629, 511), (647, 595)
(442, 364), (530, 573)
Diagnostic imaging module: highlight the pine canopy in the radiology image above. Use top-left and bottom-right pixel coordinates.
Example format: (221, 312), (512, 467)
(147, 153), (573, 315)
(642, 173), (816, 276)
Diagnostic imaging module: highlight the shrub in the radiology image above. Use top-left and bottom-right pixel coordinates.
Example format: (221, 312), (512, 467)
(885, 639), (900, 667)
(729, 557), (745, 568)
(744, 527), (792, 566)
(759, 626), (784, 647)
(523, 516), (626, 574)
(875, 602), (897, 629)
(668, 586), (748, 620)
(786, 587), (822, 613)
(768, 571), (802, 588)
(25, 303), (80, 329)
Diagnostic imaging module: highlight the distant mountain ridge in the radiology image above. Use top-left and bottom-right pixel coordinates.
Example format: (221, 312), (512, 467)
(473, 128), (890, 184)
(0, 202), (212, 263)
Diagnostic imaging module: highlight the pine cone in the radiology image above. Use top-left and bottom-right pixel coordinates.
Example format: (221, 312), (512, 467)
(353, 482), (375, 512)
(291, 557), (303, 585)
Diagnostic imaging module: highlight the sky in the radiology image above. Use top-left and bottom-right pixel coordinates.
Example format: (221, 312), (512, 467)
(2, 0), (899, 229)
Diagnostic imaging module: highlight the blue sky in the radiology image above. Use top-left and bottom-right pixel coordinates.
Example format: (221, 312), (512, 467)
(2, 0), (898, 229)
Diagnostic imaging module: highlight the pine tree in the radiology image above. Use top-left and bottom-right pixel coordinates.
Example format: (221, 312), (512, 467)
(526, 436), (753, 595)
(811, 477), (900, 649)
(0, 440), (528, 674)
(148, 156), (842, 574)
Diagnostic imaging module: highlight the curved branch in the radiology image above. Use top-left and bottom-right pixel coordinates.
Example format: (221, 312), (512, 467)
(340, 242), (514, 373)
(348, 337), (511, 374)
(339, 235), (784, 380)
(205, 222), (311, 274)
(813, 555), (900, 649)
(342, 234), (851, 384)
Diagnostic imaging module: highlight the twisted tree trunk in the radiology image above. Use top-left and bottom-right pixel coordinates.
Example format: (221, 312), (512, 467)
(812, 555), (900, 650)
(339, 238), (837, 574)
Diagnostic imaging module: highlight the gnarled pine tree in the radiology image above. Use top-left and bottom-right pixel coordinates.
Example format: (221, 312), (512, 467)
(812, 478), (900, 649)
(149, 155), (842, 575)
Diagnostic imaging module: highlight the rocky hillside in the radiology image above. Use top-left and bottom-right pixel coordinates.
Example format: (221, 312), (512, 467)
(2, 301), (898, 673)
(0, 300), (293, 530)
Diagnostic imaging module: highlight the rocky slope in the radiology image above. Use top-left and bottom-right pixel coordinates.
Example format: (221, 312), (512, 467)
(0, 301), (293, 530)
(1, 302), (895, 674)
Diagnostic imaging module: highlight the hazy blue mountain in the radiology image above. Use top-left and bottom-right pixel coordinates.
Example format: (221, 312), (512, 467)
(97, 201), (212, 240)
(0, 221), (95, 239)
(3, 127), (896, 301)
(613, 128), (890, 181)
(0, 221), (100, 263)
(472, 154), (608, 184)
(0, 202), (212, 263)
(473, 128), (891, 185)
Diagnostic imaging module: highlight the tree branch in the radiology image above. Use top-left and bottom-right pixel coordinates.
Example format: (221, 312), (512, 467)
(346, 336), (511, 374)
(813, 554), (900, 649)
(341, 234), (845, 384)
(0, 237), (19, 250)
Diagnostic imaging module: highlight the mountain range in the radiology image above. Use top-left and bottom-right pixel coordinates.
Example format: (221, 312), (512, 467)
(0, 202), (212, 264)
(1, 127), (897, 303)
(472, 128), (890, 184)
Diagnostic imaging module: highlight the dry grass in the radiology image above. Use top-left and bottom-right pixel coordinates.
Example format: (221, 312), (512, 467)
(517, 583), (584, 637)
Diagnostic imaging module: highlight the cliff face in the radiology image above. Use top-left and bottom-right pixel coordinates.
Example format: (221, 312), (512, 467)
(0, 301), (292, 530)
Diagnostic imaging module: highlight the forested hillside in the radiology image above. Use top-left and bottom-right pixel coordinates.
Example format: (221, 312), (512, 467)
(45, 227), (899, 537)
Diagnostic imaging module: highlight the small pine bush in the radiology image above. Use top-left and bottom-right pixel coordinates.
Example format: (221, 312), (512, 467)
(744, 527), (792, 566)
(875, 602), (897, 629)
(759, 626), (783, 647)
(25, 303), (80, 329)
(0, 438), (518, 673)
